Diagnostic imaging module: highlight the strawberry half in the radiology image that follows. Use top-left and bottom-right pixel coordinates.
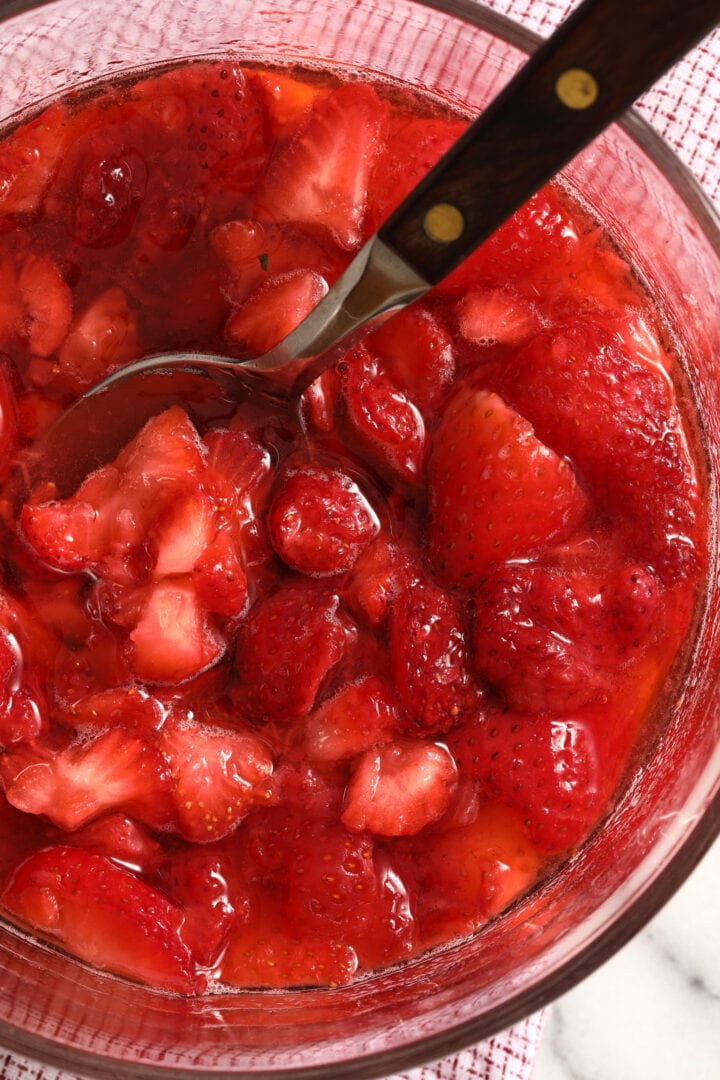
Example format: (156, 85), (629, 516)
(0, 727), (176, 831)
(158, 712), (273, 843)
(268, 463), (379, 577)
(339, 348), (427, 485)
(450, 710), (603, 852)
(472, 558), (662, 713)
(226, 269), (327, 356)
(252, 82), (388, 250)
(234, 584), (357, 721)
(304, 674), (400, 764)
(283, 820), (415, 970)
(388, 579), (478, 734)
(408, 804), (541, 945)
(221, 884), (358, 989)
(1, 846), (202, 994)
(369, 304), (456, 414)
(498, 318), (704, 578)
(341, 739), (458, 836)
(159, 849), (235, 966)
(428, 387), (588, 585)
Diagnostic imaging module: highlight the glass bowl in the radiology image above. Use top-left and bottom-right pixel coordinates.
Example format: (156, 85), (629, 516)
(0, 1), (718, 1076)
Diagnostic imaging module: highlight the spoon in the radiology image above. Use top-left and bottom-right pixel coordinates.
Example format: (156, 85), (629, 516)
(29, 0), (720, 496)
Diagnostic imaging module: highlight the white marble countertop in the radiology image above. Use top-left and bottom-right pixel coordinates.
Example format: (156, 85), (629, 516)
(534, 837), (720, 1080)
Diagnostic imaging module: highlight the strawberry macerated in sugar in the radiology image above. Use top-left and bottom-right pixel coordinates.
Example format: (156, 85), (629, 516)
(1, 846), (203, 993)
(0, 57), (706, 997)
(472, 557), (663, 714)
(427, 387), (588, 586)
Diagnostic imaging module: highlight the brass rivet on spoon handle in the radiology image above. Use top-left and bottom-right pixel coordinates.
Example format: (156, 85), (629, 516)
(423, 202), (465, 243)
(556, 67), (600, 108)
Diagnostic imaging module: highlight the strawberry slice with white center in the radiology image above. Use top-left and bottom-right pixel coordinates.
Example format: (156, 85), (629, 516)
(304, 674), (400, 763)
(226, 269), (327, 356)
(428, 388), (588, 585)
(341, 739), (458, 836)
(58, 286), (140, 390)
(455, 287), (542, 347)
(128, 578), (225, 684)
(158, 713), (273, 843)
(151, 489), (217, 577)
(252, 83), (388, 250)
(1, 846), (203, 994)
(63, 686), (166, 737)
(0, 727), (176, 831)
(0, 101), (72, 216)
(0, 252), (72, 359)
(22, 406), (206, 579)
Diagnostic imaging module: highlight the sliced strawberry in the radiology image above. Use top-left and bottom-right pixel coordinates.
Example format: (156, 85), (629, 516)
(408, 805), (541, 945)
(268, 463), (379, 577)
(0, 102), (73, 216)
(388, 579), (477, 734)
(23, 408), (206, 578)
(304, 674), (400, 763)
(68, 813), (164, 875)
(251, 69), (326, 138)
(450, 710), (603, 852)
(342, 739), (458, 836)
(284, 820), (415, 968)
(135, 61), (269, 195)
(428, 387), (588, 585)
(253, 83), (388, 250)
(21, 492), (114, 574)
(340, 348), (427, 485)
(234, 585), (357, 721)
(212, 218), (342, 302)
(0, 727), (176, 831)
(151, 488), (217, 577)
(74, 145), (147, 248)
(343, 536), (421, 627)
(301, 369), (341, 433)
(202, 427), (272, 518)
(365, 112), (468, 234)
(116, 405), (205, 490)
(1, 846), (202, 994)
(159, 848), (235, 966)
(63, 686), (166, 737)
(498, 318), (704, 578)
(226, 269), (327, 356)
(157, 712), (273, 843)
(193, 528), (249, 619)
(454, 287), (542, 347)
(472, 558), (662, 713)
(368, 304), (456, 413)
(128, 578), (225, 684)
(0, 252), (71, 358)
(221, 884), (358, 988)
(16, 253), (72, 356)
(57, 286), (140, 390)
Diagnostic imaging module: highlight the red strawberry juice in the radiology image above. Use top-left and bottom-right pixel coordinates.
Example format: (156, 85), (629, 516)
(0, 60), (707, 994)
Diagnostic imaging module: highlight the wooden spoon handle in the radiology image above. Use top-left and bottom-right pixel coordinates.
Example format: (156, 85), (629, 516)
(378, 0), (720, 284)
